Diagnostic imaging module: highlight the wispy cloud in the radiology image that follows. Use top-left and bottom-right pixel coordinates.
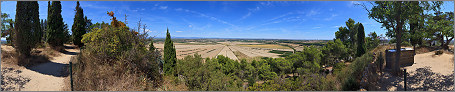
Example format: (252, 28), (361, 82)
(306, 9), (320, 16)
(175, 8), (237, 27)
(324, 14), (338, 21)
(266, 12), (294, 22)
(240, 6), (261, 20)
(348, 1), (360, 7)
(159, 6), (168, 10)
(176, 31), (183, 32)
(312, 27), (321, 29)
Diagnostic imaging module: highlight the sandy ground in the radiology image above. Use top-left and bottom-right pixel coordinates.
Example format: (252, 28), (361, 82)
(378, 51), (454, 91)
(1, 44), (79, 91)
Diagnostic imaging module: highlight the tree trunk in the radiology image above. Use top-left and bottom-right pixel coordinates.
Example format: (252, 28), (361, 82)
(439, 34), (444, 48)
(443, 37), (453, 49)
(393, 1), (403, 76)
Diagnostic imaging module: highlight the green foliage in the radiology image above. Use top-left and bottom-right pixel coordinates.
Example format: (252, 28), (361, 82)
(322, 39), (348, 66)
(366, 32), (380, 50)
(71, 1), (87, 47)
(426, 11), (454, 49)
(356, 23), (366, 57)
(14, 1), (41, 58)
(175, 54), (243, 91)
(1, 13), (15, 46)
(335, 18), (362, 58)
(339, 52), (374, 91)
(164, 28), (177, 75)
(149, 39), (156, 51)
(366, 1), (426, 74)
(46, 1), (66, 49)
(287, 46), (322, 75)
(76, 17), (161, 91)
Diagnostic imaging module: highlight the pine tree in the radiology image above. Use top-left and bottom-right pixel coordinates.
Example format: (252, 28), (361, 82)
(46, 1), (66, 49)
(14, 1), (41, 58)
(71, 1), (86, 47)
(356, 23), (365, 57)
(163, 28), (177, 75)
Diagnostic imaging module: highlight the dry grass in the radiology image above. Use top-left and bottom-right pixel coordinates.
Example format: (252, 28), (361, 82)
(1, 48), (52, 67)
(157, 76), (189, 91)
(237, 44), (291, 49)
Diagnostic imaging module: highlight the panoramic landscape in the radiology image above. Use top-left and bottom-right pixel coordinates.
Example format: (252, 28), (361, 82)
(1, 1), (454, 91)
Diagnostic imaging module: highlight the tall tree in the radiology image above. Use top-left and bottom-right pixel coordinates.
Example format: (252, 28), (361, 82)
(335, 18), (360, 58)
(364, 1), (424, 75)
(356, 23), (366, 57)
(71, 1), (86, 47)
(164, 28), (177, 75)
(346, 18), (359, 49)
(426, 11), (454, 49)
(46, 1), (66, 49)
(14, 1), (41, 58)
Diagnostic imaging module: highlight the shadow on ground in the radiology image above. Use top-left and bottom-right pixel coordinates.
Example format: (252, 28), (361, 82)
(1, 68), (31, 91)
(406, 67), (454, 91)
(25, 61), (69, 77)
(61, 50), (78, 55)
(378, 67), (453, 91)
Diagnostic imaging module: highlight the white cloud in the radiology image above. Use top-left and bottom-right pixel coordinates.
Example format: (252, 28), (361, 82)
(176, 31), (183, 32)
(188, 25), (193, 28)
(159, 6), (168, 10)
(306, 9), (320, 16)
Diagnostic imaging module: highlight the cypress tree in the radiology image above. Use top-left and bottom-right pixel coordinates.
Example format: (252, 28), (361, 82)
(149, 39), (156, 51)
(163, 28), (177, 75)
(71, 1), (86, 47)
(46, 1), (65, 49)
(356, 23), (365, 57)
(14, 1), (41, 58)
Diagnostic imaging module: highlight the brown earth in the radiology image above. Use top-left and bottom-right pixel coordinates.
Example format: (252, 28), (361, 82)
(1, 44), (79, 91)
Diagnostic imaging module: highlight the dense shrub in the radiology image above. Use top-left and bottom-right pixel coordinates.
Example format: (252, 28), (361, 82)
(338, 52), (374, 91)
(73, 20), (161, 91)
(175, 54), (243, 91)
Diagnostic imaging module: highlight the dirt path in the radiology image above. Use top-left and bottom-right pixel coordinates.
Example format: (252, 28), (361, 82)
(1, 45), (79, 91)
(378, 51), (454, 91)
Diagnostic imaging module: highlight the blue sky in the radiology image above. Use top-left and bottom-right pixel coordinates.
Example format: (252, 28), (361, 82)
(1, 1), (454, 40)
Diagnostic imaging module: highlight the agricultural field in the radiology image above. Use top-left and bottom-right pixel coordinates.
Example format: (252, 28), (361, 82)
(154, 40), (296, 60)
